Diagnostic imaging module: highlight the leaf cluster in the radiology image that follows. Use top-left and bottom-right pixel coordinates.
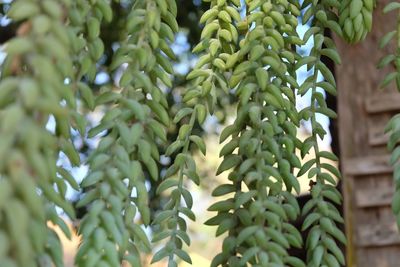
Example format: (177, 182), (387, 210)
(0, 0), (400, 267)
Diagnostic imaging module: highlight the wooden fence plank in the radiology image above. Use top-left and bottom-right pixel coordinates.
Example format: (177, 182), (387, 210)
(365, 92), (400, 114)
(357, 222), (400, 247)
(355, 185), (394, 208)
(342, 155), (392, 176)
(368, 117), (389, 146)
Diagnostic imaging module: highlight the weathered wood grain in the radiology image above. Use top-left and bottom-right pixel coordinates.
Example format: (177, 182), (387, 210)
(355, 184), (394, 208)
(368, 113), (391, 146)
(357, 221), (400, 247)
(342, 155), (392, 176)
(365, 92), (400, 114)
(335, 0), (400, 265)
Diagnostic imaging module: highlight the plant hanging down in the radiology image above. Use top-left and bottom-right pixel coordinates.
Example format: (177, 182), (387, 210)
(0, 0), (399, 267)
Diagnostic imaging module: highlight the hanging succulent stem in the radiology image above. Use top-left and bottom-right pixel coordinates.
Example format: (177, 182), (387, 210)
(67, 0), (113, 115)
(151, 0), (242, 266)
(0, 0), (82, 266)
(152, 108), (198, 267)
(76, 0), (178, 266)
(207, 0), (307, 266)
(339, 0), (376, 44)
(298, 1), (346, 266)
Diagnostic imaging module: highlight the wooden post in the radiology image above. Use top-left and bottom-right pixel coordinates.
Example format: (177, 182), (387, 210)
(334, 1), (400, 266)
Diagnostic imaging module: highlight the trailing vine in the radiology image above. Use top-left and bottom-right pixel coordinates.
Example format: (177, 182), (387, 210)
(0, 0), (400, 266)
(206, 1), (306, 266)
(152, 0), (242, 265)
(339, 0), (376, 44)
(297, 1), (347, 266)
(76, 1), (178, 266)
(0, 0), (78, 266)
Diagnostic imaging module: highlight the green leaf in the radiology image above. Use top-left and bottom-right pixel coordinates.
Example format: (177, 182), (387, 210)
(175, 249), (192, 264)
(302, 212), (320, 231)
(189, 135), (206, 155)
(285, 256), (306, 267)
(216, 155), (241, 175)
(381, 72), (398, 88)
(384, 2), (400, 13)
(379, 31), (396, 49)
(318, 151), (339, 161)
(216, 218), (236, 236)
(298, 159), (316, 177)
(322, 236), (345, 265)
(236, 225), (259, 245)
(239, 247), (260, 266)
(151, 248), (169, 263)
(156, 179), (179, 194)
(173, 108), (193, 123)
(313, 245), (324, 266)
(212, 184), (236, 197)
(179, 207), (196, 221)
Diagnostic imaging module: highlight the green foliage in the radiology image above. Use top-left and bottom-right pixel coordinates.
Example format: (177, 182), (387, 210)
(339, 0), (375, 43)
(300, 1), (346, 266)
(76, 1), (178, 266)
(0, 0), (81, 266)
(0, 0), (399, 267)
(205, 1), (305, 266)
